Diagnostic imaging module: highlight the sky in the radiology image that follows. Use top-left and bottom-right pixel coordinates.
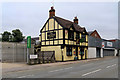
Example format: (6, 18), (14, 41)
(1, 2), (118, 39)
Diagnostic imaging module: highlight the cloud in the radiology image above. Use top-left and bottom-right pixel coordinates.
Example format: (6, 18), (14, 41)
(2, 2), (118, 39)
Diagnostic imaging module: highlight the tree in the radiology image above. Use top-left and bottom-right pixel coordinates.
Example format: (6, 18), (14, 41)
(12, 29), (24, 42)
(2, 31), (11, 42)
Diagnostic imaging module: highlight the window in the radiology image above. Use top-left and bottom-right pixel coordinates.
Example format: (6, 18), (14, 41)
(76, 32), (80, 39)
(80, 34), (86, 42)
(66, 47), (72, 56)
(68, 31), (74, 40)
(80, 48), (84, 55)
(76, 32), (80, 44)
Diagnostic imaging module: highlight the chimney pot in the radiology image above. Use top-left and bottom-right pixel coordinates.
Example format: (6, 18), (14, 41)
(49, 6), (55, 18)
(75, 17), (77, 19)
(51, 6), (53, 9)
(74, 16), (78, 24)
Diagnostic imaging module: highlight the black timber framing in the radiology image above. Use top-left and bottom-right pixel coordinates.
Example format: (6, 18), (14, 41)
(45, 21), (46, 45)
(48, 20), (50, 45)
(63, 29), (65, 45)
(53, 19), (55, 45)
(40, 17), (88, 47)
(57, 23), (59, 44)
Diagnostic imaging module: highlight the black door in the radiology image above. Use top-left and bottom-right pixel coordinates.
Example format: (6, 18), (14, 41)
(76, 47), (78, 60)
(80, 48), (84, 60)
(85, 50), (87, 59)
(96, 48), (101, 58)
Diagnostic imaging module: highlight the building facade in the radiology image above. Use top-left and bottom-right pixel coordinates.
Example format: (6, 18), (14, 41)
(102, 39), (120, 57)
(88, 30), (103, 58)
(88, 30), (120, 59)
(39, 7), (88, 61)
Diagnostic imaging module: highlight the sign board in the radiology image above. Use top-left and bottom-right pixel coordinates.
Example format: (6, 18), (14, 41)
(107, 42), (112, 47)
(30, 55), (38, 59)
(102, 42), (105, 48)
(47, 32), (56, 39)
(27, 36), (31, 48)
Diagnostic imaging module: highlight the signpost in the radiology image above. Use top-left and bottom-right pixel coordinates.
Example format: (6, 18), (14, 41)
(27, 36), (31, 64)
(27, 36), (31, 48)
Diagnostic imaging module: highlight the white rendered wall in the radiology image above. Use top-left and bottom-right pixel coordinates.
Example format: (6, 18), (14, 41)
(101, 48), (103, 57)
(114, 49), (117, 56)
(88, 47), (96, 58)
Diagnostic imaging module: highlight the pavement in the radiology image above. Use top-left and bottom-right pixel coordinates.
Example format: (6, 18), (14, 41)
(2, 58), (100, 73)
(2, 56), (118, 78)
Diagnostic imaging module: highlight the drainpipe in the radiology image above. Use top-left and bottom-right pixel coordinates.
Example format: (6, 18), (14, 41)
(61, 49), (64, 62)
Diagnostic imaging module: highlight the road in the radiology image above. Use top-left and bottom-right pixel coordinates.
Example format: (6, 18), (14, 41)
(2, 57), (118, 78)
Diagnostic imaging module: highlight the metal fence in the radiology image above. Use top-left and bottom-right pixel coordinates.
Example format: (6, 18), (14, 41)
(1, 42), (34, 63)
(36, 51), (55, 64)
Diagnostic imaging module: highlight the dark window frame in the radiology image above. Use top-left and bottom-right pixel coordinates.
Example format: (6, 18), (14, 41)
(68, 30), (74, 40)
(66, 46), (72, 56)
(76, 32), (80, 39)
(80, 34), (86, 42)
(80, 48), (84, 55)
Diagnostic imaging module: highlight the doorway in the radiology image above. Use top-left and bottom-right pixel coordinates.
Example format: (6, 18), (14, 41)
(76, 47), (78, 60)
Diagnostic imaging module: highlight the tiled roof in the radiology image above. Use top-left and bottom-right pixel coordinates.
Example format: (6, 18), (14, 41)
(54, 16), (86, 33)
(88, 31), (94, 35)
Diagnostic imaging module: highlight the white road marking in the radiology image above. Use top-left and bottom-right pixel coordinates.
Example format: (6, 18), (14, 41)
(49, 67), (73, 73)
(82, 69), (101, 76)
(17, 76), (26, 78)
(17, 75), (34, 78)
(64, 67), (72, 70)
(106, 64), (116, 68)
(49, 69), (63, 73)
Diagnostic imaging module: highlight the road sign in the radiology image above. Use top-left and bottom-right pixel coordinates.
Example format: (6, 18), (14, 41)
(30, 55), (38, 59)
(27, 36), (31, 48)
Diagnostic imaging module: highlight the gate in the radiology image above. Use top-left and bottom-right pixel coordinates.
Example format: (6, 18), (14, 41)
(37, 51), (56, 64)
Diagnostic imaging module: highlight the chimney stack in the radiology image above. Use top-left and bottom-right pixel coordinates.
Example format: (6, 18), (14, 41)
(73, 16), (78, 24)
(49, 6), (55, 18)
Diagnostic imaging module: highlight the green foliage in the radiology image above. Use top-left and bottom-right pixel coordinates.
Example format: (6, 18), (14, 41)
(12, 29), (24, 42)
(80, 38), (86, 43)
(2, 29), (25, 42)
(2, 31), (11, 42)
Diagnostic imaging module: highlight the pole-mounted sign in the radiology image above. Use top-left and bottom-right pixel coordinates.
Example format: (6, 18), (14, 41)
(27, 36), (31, 64)
(27, 36), (31, 48)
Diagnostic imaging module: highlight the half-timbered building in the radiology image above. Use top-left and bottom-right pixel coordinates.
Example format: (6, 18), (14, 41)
(39, 7), (88, 61)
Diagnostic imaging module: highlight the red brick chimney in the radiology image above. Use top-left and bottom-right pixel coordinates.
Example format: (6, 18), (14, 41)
(49, 6), (55, 18)
(73, 16), (78, 24)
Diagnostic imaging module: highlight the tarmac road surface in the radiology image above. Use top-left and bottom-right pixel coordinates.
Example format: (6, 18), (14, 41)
(2, 56), (118, 78)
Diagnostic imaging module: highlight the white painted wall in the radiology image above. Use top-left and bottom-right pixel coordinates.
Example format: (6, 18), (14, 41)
(114, 49), (117, 56)
(88, 47), (96, 58)
(101, 48), (103, 57)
